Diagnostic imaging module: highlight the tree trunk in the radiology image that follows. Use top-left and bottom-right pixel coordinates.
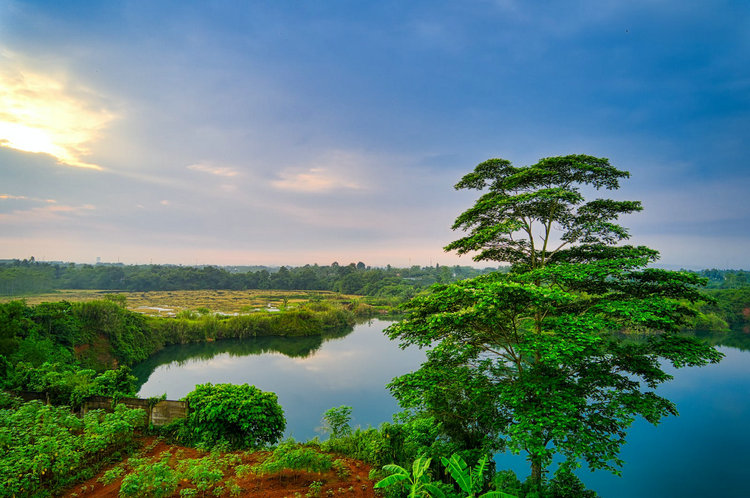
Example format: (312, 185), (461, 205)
(530, 457), (543, 492)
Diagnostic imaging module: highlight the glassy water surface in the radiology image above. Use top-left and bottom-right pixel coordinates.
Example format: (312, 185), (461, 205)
(134, 320), (425, 440)
(134, 322), (750, 497)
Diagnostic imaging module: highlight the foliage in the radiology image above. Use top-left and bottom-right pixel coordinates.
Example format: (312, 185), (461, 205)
(698, 288), (750, 329)
(0, 298), (359, 405)
(253, 440), (333, 475)
(319, 407), (455, 470)
(0, 400), (145, 496)
(321, 405), (353, 439)
(375, 453), (520, 498)
(374, 456), (446, 498)
(183, 383), (286, 449)
(119, 460), (178, 497)
(442, 454), (512, 498)
(175, 454), (225, 494)
(3, 362), (138, 408)
(0, 259), (496, 297)
(307, 480), (324, 497)
(387, 155), (724, 490)
(695, 269), (750, 289)
(121, 451), (244, 497)
(98, 465), (126, 485)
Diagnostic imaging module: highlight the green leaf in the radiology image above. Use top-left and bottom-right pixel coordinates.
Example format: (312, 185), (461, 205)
(423, 482), (447, 498)
(441, 454), (472, 493)
(374, 470), (408, 489)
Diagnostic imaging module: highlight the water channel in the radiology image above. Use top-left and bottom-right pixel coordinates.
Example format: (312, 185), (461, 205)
(133, 320), (750, 497)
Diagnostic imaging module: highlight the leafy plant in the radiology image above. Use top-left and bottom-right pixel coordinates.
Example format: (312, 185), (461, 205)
(253, 440), (333, 475)
(183, 383), (286, 449)
(374, 456), (445, 498)
(176, 456), (225, 494)
(98, 465), (125, 485)
(321, 405), (352, 439)
(332, 458), (349, 478)
(0, 400), (144, 497)
(442, 454), (514, 498)
(307, 480), (324, 497)
(119, 461), (178, 497)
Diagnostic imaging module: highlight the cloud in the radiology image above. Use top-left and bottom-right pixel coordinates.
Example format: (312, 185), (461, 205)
(187, 162), (240, 177)
(0, 50), (117, 170)
(0, 193), (56, 203)
(272, 167), (361, 193)
(271, 150), (368, 193)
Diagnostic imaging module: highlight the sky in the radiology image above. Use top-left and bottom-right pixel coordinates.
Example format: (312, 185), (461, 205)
(0, 0), (748, 269)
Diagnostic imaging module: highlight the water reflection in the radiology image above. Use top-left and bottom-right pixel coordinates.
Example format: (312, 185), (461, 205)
(134, 320), (425, 440)
(132, 332), (342, 387)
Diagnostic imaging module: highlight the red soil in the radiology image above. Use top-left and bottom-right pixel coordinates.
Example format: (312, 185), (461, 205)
(62, 437), (378, 498)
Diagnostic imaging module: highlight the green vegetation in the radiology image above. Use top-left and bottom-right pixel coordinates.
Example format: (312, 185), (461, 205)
(0, 396), (146, 497)
(0, 298), (356, 387)
(374, 456), (447, 498)
(183, 383), (286, 450)
(253, 439), (333, 475)
(0, 258), (496, 302)
(697, 287), (750, 330)
(5, 362), (138, 408)
(117, 450), (244, 497)
(385, 155), (723, 494)
(374, 453), (516, 498)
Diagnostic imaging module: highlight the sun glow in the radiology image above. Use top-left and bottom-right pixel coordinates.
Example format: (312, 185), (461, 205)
(0, 56), (116, 170)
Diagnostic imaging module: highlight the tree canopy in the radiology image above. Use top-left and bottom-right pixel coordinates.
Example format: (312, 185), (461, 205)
(386, 155), (722, 492)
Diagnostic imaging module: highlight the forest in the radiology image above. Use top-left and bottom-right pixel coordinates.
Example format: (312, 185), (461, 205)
(0, 259), (496, 298)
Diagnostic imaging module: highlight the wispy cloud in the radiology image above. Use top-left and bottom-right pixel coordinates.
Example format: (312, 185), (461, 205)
(187, 162), (240, 177)
(272, 167), (361, 193)
(271, 150), (367, 193)
(0, 50), (117, 170)
(0, 193), (56, 203)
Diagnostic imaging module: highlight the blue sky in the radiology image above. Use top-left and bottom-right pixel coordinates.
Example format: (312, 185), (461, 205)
(0, 0), (748, 268)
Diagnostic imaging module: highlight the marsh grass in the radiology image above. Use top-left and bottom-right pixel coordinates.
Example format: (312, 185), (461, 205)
(3, 289), (361, 316)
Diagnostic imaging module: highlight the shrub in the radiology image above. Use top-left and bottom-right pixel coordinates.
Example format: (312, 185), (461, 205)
(183, 383), (285, 449)
(0, 401), (145, 497)
(119, 461), (178, 497)
(321, 405), (352, 439)
(253, 440), (333, 475)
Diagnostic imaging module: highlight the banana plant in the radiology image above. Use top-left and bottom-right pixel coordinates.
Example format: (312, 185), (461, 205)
(374, 456), (446, 498)
(441, 454), (516, 498)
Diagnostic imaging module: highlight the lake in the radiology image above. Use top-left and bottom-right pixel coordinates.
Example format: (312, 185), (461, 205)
(134, 319), (426, 441)
(134, 321), (750, 497)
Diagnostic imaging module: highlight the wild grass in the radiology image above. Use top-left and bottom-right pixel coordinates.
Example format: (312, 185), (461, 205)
(1, 289), (362, 316)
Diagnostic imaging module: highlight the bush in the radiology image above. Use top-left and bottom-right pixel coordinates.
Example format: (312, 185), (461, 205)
(183, 383), (285, 449)
(0, 401), (145, 496)
(119, 461), (178, 497)
(321, 405), (352, 439)
(253, 440), (333, 475)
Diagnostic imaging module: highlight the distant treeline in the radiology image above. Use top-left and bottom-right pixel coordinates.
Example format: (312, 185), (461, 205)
(0, 259), (497, 298)
(692, 269), (750, 289)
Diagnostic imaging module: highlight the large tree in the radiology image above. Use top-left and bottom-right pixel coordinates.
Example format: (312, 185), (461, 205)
(386, 155), (722, 491)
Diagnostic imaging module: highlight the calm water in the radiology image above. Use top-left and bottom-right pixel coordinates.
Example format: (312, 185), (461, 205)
(134, 322), (750, 497)
(134, 320), (426, 440)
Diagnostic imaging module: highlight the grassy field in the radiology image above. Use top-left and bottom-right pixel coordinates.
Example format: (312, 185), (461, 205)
(1, 289), (362, 316)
